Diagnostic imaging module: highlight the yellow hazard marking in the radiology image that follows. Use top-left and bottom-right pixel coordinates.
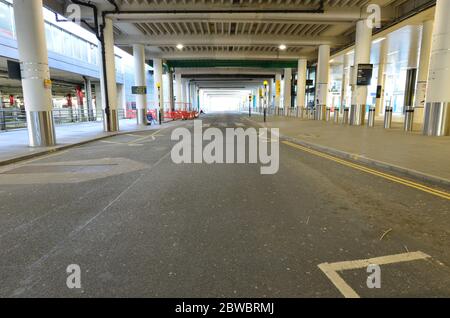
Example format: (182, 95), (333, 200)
(283, 141), (450, 200)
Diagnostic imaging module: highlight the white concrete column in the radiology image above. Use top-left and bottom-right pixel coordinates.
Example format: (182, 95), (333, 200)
(375, 39), (388, 115)
(415, 20), (434, 125)
(268, 79), (273, 109)
(297, 59), (307, 109)
(180, 78), (189, 110)
(98, 17), (118, 131)
(341, 52), (353, 113)
(424, 0), (450, 136)
(168, 71), (175, 111)
(13, 0), (55, 146)
(133, 44), (147, 125)
(84, 77), (94, 121)
(274, 73), (282, 113)
(94, 83), (102, 116)
(350, 20), (372, 125)
(404, 27), (420, 111)
(283, 68), (292, 115)
(175, 72), (182, 110)
(153, 58), (164, 122)
(315, 44), (330, 120)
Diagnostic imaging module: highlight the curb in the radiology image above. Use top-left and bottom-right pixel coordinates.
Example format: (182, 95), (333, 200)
(245, 116), (450, 187)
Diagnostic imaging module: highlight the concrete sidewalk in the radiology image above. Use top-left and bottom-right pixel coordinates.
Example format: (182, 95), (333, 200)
(0, 119), (173, 165)
(246, 115), (450, 186)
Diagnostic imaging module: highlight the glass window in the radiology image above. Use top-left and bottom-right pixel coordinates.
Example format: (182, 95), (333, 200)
(0, 1), (14, 38)
(51, 26), (63, 54)
(62, 31), (73, 56)
(89, 44), (98, 65)
(45, 23), (54, 52)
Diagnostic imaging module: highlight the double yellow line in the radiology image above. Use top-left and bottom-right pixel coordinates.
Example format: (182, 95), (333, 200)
(282, 141), (450, 201)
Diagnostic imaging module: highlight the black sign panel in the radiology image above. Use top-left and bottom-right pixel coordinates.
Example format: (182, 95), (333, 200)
(132, 86), (147, 94)
(306, 79), (314, 86)
(376, 85), (382, 98)
(7, 60), (21, 80)
(356, 64), (373, 86)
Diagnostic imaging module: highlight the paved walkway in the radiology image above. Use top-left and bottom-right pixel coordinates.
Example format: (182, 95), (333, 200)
(247, 114), (450, 185)
(0, 119), (166, 164)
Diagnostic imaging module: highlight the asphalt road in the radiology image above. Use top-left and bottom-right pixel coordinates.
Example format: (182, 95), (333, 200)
(0, 113), (449, 297)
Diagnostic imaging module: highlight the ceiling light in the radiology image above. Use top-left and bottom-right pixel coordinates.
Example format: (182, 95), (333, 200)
(279, 44), (287, 50)
(176, 44), (184, 50)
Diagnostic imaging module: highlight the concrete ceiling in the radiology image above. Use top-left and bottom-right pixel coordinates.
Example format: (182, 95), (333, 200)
(43, 0), (406, 61)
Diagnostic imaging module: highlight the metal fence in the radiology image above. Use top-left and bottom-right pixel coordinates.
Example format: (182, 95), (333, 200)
(0, 108), (128, 131)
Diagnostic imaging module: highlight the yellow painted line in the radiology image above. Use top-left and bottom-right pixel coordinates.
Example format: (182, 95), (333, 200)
(283, 141), (450, 200)
(318, 251), (431, 298)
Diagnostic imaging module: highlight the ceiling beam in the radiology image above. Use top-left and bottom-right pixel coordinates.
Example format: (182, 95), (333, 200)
(116, 34), (350, 46)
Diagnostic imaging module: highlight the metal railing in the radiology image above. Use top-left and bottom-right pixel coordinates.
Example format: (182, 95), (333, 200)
(0, 108), (129, 132)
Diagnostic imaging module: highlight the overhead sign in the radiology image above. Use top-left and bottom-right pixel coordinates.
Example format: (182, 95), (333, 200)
(132, 86), (147, 95)
(356, 64), (373, 86)
(275, 80), (281, 97)
(306, 79), (314, 86)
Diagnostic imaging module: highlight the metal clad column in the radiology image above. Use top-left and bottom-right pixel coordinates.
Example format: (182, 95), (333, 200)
(350, 20), (372, 126)
(133, 44), (147, 126)
(283, 68), (292, 116)
(424, 0), (450, 136)
(13, 0), (55, 146)
(297, 59), (307, 111)
(316, 44), (330, 120)
(415, 20), (434, 126)
(153, 58), (164, 120)
(98, 17), (118, 132)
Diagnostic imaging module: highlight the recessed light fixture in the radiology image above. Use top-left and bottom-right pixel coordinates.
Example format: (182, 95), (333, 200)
(279, 44), (287, 50)
(176, 44), (184, 50)
(329, 59), (335, 63)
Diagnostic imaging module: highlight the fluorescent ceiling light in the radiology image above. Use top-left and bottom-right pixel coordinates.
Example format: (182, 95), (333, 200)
(279, 44), (287, 50)
(372, 37), (386, 44)
(176, 44), (184, 50)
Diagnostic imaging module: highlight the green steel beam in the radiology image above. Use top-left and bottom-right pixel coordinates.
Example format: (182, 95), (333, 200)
(165, 60), (298, 69)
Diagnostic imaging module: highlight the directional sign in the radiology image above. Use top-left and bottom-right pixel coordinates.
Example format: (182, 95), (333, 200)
(356, 64), (373, 86)
(132, 86), (147, 94)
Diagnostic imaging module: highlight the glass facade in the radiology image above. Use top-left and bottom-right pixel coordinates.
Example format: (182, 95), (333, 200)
(0, 0), (14, 38)
(0, 0), (116, 67)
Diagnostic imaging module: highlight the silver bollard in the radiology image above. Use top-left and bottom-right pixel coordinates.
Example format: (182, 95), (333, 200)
(384, 107), (393, 129)
(343, 108), (349, 124)
(367, 107), (376, 127)
(404, 106), (414, 132)
(325, 108), (331, 121)
(334, 108), (340, 123)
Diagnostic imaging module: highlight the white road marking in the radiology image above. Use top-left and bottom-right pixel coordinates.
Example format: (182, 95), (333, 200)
(318, 251), (431, 298)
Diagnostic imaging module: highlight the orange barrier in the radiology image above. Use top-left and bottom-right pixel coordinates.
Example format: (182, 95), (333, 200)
(126, 108), (198, 122)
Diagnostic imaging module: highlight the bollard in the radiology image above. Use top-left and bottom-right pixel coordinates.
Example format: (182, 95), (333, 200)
(384, 107), (393, 129)
(367, 107), (376, 127)
(404, 106), (414, 132)
(325, 108), (331, 121)
(343, 107), (349, 124)
(334, 108), (340, 123)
